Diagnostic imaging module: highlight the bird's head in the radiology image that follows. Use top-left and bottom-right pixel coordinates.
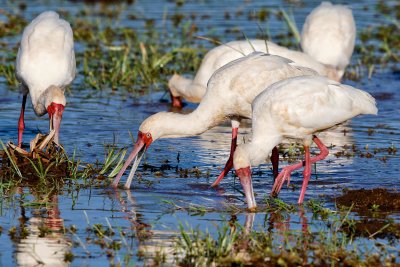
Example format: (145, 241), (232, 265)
(110, 113), (167, 189)
(233, 145), (256, 210)
(111, 111), (190, 189)
(168, 74), (184, 108)
(47, 102), (64, 145)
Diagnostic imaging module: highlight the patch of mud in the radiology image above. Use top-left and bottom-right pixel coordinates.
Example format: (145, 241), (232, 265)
(335, 188), (400, 212)
(349, 219), (400, 240)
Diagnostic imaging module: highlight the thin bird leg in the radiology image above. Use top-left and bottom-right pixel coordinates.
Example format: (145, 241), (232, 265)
(169, 91), (183, 108)
(17, 94), (27, 148)
(271, 135), (329, 199)
(211, 126), (238, 187)
(212, 138), (279, 187)
(270, 146), (279, 179)
(298, 145), (311, 204)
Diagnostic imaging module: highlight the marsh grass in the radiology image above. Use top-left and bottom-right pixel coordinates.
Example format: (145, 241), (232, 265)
(175, 207), (398, 266)
(0, 9), (27, 38)
(99, 143), (127, 178)
(0, 141), (125, 196)
(0, 64), (18, 86)
(0, 140), (22, 178)
(279, 8), (301, 45)
(0, 1), (399, 93)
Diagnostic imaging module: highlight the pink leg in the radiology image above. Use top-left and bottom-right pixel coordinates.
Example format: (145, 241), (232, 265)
(298, 146), (311, 204)
(271, 136), (329, 202)
(18, 95), (27, 148)
(211, 127), (238, 187)
(270, 146), (279, 179)
(170, 91), (183, 108)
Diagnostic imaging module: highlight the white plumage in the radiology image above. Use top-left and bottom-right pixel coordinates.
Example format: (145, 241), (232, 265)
(301, 1), (356, 80)
(169, 2), (356, 108)
(16, 11), (75, 146)
(16, 196), (70, 267)
(112, 53), (317, 190)
(169, 40), (328, 106)
(233, 76), (377, 209)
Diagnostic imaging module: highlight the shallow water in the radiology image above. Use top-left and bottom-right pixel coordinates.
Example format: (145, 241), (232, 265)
(0, 0), (399, 266)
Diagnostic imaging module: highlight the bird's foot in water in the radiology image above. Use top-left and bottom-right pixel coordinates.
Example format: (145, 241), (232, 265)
(271, 168), (292, 197)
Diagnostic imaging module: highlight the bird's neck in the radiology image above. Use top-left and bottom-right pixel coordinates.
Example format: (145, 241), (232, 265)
(169, 74), (204, 103)
(148, 100), (226, 139)
(241, 135), (282, 168)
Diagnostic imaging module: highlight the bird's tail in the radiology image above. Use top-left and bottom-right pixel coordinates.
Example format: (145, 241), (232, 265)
(352, 88), (378, 115)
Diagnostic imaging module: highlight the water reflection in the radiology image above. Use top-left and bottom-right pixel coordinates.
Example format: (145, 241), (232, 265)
(111, 189), (176, 265)
(243, 208), (310, 264)
(15, 194), (71, 267)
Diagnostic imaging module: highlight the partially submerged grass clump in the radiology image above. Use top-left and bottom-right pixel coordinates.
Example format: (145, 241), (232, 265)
(175, 217), (398, 266)
(0, 136), (128, 193)
(335, 188), (400, 240)
(0, 134), (69, 191)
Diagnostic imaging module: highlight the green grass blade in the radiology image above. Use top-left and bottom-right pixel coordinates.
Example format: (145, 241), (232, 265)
(0, 140), (22, 178)
(280, 8), (301, 44)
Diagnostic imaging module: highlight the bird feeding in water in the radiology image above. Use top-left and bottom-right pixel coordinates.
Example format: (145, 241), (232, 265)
(168, 2), (355, 108)
(16, 11), (76, 147)
(111, 52), (317, 192)
(233, 75), (377, 210)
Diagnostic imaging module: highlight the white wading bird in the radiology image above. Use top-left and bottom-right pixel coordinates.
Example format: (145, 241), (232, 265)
(169, 2), (355, 108)
(301, 1), (356, 82)
(16, 11), (76, 147)
(233, 76), (377, 210)
(111, 52), (317, 190)
(169, 1), (356, 186)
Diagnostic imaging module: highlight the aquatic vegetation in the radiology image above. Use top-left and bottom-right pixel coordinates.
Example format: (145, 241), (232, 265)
(0, 9), (27, 38)
(175, 208), (399, 266)
(99, 144), (127, 178)
(0, 1), (399, 266)
(1, 1), (398, 95)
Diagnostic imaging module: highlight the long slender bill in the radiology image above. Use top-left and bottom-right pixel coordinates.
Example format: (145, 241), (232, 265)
(111, 138), (145, 188)
(52, 112), (62, 145)
(236, 167), (257, 211)
(124, 147), (146, 189)
(47, 103), (64, 146)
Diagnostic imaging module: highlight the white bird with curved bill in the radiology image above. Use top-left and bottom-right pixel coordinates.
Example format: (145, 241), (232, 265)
(16, 11), (76, 147)
(169, 2), (355, 108)
(169, 40), (330, 107)
(233, 76), (377, 210)
(111, 52), (318, 190)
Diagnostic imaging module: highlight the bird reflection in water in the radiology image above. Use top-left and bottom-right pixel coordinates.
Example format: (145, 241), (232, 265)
(229, 207), (310, 265)
(110, 189), (176, 264)
(15, 194), (71, 267)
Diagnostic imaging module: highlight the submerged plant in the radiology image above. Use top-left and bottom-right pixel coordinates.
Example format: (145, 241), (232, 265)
(99, 144), (127, 178)
(176, 222), (238, 266)
(26, 155), (55, 184)
(0, 140), (22, 178)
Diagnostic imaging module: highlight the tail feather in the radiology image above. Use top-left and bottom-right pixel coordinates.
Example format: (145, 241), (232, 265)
(353, 88), (378, 115)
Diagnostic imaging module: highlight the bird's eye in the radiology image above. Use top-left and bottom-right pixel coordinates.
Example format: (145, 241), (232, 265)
(146, 133), (151, 138)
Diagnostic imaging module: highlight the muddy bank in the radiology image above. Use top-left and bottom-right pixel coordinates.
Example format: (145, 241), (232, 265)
(335, 188), (400, 212)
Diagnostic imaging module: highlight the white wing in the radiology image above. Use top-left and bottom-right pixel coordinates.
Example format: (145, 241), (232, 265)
(16, 11), (75, 104)
(253, 76), (377, 138)
(301, 2), (356, 74)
